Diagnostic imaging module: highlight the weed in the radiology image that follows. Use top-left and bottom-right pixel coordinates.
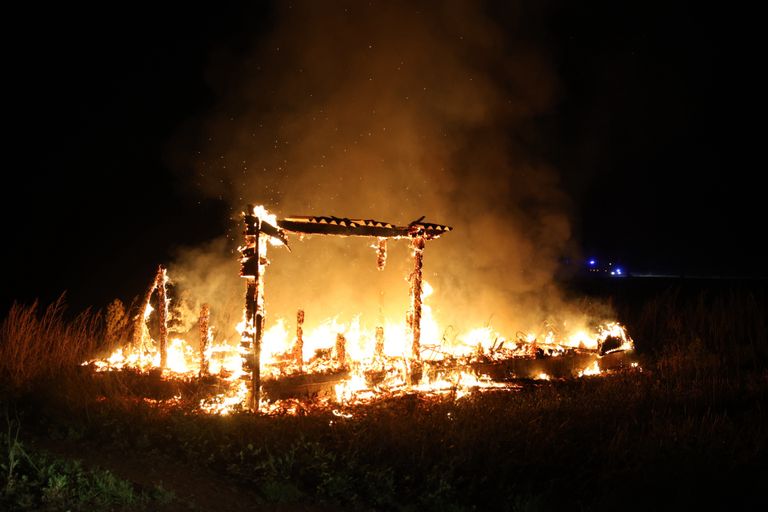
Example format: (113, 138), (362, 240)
(1, 410), (174, 511)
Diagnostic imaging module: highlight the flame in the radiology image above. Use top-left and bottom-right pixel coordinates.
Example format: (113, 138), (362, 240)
(84, 206), (638, 415)
(578, 361), (601, 377)
(85, 285), (636, 414)
(251, 204), (278, 227)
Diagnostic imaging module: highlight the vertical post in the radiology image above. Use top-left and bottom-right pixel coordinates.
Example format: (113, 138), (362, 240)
(253, 232), (266, 410)
(293, 309), (304, 366)
(157, 265), (169, 370)
(132, 269), (159, 361)
(406, 235), (425, 385)
(409, 235), (425, 361)
(241, 205), (267, 412)
(375, 238), (387, 271)
(243, 278), (258, 398)
(335, 333), (347, 367)
(198, 303), (210, 377)
(375, 326), (385, 360)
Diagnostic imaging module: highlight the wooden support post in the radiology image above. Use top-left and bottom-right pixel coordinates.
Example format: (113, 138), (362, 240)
(375, 238), (387, 271)
(375, 326), (384, 360)
(241, 205), (268, 412)
(249, 234), (266, 411)
(198, 303), (210, 377)
(242, 278), (257, 389)
(157, 265), (169, 370)
(132, 269), (159, 354)
(253, 260), (265, 411)
(406, 235), (425, 385)
(293, 309), (304, 366)
(409, 236), (425, 360)
(335, 333), (347, 367)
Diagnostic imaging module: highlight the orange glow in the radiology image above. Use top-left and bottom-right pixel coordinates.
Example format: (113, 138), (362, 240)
(83, 205), (638, 414)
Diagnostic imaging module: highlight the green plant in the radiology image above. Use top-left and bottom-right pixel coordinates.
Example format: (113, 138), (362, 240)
(2, 409), (38, 496)
(1, 409), (174, 511)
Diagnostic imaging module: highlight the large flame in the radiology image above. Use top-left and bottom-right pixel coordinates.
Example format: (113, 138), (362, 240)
(86, 282), (635, 415)
(84, 206), (637, 414)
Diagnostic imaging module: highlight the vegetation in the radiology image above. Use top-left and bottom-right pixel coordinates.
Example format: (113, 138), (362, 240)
(2, 410), (173, 511)
(0, 296), (100, 397)
(1, 280), (766, 510)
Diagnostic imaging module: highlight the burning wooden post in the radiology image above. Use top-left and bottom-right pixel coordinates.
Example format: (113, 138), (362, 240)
(293, 309), (304, 366)
(335, 333), (347, 366)
(132, 269), (159, 352)
(131, 265), (168, 368)
(198, 303), (210, 377)
(240, 205), (288, 411)
(375, 326), (385, 360)
(156, 265), (169, 370)
(375, 238), (387, 270)
(241, 207), (265, 411)
(408, 235), (426, 361)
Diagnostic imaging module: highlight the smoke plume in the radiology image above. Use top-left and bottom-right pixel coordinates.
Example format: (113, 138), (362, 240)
(173, 1), (588, 338)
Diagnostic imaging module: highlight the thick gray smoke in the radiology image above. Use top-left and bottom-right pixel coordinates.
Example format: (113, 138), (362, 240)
(172, 1), (589, 339)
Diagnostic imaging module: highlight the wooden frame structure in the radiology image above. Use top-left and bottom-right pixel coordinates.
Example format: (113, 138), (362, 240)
(239, 205), (452, 410)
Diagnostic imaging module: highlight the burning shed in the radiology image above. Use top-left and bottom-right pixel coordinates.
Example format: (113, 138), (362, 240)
(239, 204), (453, 409)
(85, 204), (636, 416)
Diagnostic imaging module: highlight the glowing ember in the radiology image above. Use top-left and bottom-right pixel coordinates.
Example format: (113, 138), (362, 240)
(578, 361), (601, 377)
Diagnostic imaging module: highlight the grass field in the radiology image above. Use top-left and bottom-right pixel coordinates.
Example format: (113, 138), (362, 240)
(2, 279), (766, 511)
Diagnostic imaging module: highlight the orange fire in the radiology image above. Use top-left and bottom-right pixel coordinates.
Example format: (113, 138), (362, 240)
(83, 205), (637, 414)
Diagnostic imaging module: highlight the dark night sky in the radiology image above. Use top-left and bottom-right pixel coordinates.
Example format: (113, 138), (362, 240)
(3, 1), (761, 314)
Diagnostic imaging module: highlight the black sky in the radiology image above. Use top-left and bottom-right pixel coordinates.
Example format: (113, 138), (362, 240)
(3, 1), (761, 313)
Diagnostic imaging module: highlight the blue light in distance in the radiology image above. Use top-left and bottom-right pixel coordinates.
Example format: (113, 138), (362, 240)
(588, 259), (596, 266)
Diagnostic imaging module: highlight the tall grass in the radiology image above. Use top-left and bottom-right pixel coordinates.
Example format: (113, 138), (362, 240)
(619, 285), (768, 377)
(636, 287), (765, 349)
(0, 296), (102, 396)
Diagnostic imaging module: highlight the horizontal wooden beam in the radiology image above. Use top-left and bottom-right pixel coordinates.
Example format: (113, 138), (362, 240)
(276, 215), (452, 239)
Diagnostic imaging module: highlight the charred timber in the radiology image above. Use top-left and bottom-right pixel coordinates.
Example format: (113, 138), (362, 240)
(157, 266), (169, 369)
(199, 303), (210, 377)
(375, 238), (387, 270)
(293, 309), (304, 366)
(132, 267), (161, 350)
(262, 369), (349, 401)
(244, 204), (288, 246)
(467, 349), (636, 380)
(409, 236), (425, 360)
(240, 219), (267, 410)
(375, 326), (385, 359)
(335, 333), (347, 366)
(277, 216), (451, 239)
(242, 348), (636, 402)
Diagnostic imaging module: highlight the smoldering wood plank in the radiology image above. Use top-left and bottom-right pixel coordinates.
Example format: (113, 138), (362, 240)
(262, 369), (350, 401)
(277, 216), (452, 238)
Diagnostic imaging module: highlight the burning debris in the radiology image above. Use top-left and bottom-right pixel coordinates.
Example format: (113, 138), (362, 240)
(84, 205), (637, 415)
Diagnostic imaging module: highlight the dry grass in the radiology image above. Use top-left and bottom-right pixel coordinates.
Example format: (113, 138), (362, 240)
(0, 296), (102, 396)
